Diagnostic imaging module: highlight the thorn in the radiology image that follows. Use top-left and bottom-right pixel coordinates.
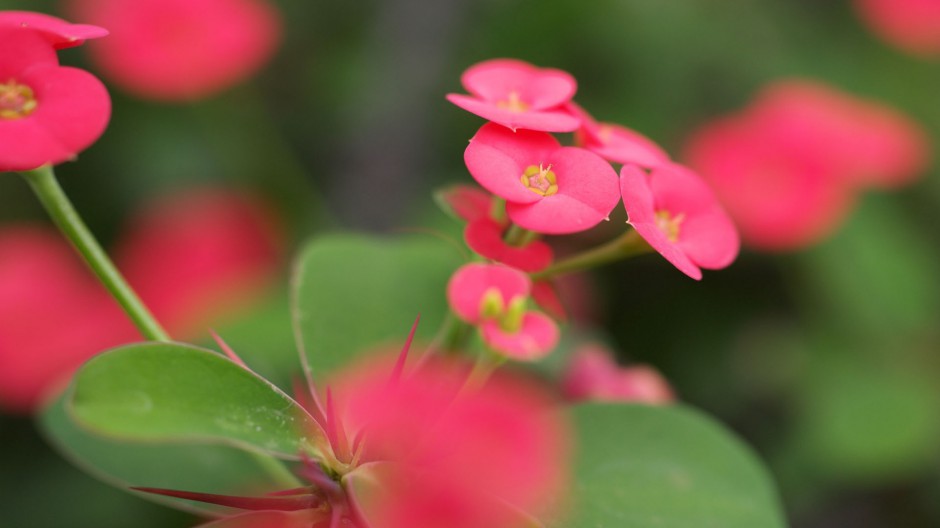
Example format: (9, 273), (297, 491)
(210, 329), (247, 369)
(389, 315), (420, 386)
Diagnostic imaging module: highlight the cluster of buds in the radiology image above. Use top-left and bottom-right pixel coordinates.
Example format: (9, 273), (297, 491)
(441, 59), (740, 361)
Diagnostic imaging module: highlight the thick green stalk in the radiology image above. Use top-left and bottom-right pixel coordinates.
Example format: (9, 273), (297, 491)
(532, 228), (653, 281)
(20, 166), (170, 342)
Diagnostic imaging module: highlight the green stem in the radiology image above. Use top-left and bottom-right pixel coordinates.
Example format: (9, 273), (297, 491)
(531, 229), (653, 281)
(20, 166), (170, 342)
(504, 224), (537, 247)
(429, 311), (472, 356)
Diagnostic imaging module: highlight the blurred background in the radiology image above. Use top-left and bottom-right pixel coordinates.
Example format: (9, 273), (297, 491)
(1, 0), (939, 527)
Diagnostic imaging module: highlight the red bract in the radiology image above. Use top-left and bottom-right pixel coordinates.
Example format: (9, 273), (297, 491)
(684, 80), (930, 251)
(447, 263), (559, 360)
(0, 11), (108, 49)
(854, 0), (940, 57)
(465, 217), (554, 272)
(621, 163), (739, 281)
(561, 344), (674, 404)
(334, 356), (569, 528)
(568, 102), (670, 168)
(465, 122), (620, 234)
(446, 58), (580, 132)
(66, 0), (282, 101)
(0, 189), (282, 413)
(0, 23), (110, 172)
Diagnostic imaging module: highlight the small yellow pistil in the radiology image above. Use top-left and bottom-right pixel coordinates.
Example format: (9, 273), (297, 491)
(496, 91), (529, 113)
(0, 80), (38, 120)
(655, 210), (685, 242)
(520, 164), (558, 197)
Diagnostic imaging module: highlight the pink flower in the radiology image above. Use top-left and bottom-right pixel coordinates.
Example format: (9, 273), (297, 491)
(568, 102), (670, 168)
(447, 263), (559, 360)
(0, 21), (110, 172)
(621, 163), (740, 280)
(66, 0), (282, 101)
(561, 344), (674, 404)
(464, 217), (554, 272)
(854, 0), (940, 57)
(0, 11), (108, 49)
(0, 189), (282, 413)
(446, 58), (580, 132)
(684, 80), (930, 251)
(465, 122), (620, 234)
(435, 184), (494, 223)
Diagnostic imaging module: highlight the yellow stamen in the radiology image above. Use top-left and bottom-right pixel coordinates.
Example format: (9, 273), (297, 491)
(496, 91), (529, 113)
(0, 79), (38, 120)
(520, 164), (559, 197)
(655, 210), (685, 242)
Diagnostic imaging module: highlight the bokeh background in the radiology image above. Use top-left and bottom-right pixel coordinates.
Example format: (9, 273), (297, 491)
(1, 0), (939, 527)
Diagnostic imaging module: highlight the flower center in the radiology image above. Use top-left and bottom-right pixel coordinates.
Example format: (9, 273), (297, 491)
(520, 164), (558, 197)
(655, 210), (685, 242)
(0, 80), (38, 120)
(496, 91), (529, 113)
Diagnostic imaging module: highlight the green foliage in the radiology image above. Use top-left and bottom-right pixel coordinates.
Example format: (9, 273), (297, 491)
(292, 233), (464, 379)
(69, 342), (316, 458)
(556, 404), (787, 528)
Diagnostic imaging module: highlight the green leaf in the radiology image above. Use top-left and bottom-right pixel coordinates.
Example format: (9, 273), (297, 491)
(70, 342), (317, 459)
(556, 404), (786, 528)
(292, 233), (464, 379)
(40, 395), (285, 516)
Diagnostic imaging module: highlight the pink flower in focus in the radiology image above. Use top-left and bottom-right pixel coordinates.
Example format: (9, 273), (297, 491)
(447, 263), (559, 360)
(567, 102), (670, 168)
(446, 58), (581, 132)
(684, 80), (930, 251)
(621, 163), (740, 280)
(561, 344), (674, 404)
(854, 0), (940, 57)
(465, 122), (620, 234)
(66, 0), (282, 101)
(0, 11), (108, 49)
(0, 189), (282, 414)
(0, 22), (110, 172)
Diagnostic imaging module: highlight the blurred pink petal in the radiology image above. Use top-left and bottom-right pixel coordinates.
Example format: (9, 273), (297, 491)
(464, 217), (554, 272)
(0, 10), (108, 49)
(854, 0), (940, 57)
(446, 262), (531, 324)
(568, 102), (670, 168)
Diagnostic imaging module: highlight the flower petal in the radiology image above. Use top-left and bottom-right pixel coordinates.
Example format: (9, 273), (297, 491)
(446, 263), (531, 323)
(480, 311), (559, 361)
(464, 123), (560, 204)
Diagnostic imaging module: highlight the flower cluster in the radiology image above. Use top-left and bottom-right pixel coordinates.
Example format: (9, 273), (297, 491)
(442, 58), (740, 360)
(0, 11), (110, 172)
(684, 79), (930, 251)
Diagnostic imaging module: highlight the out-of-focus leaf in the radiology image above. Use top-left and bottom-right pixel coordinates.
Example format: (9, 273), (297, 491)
(40, 396), (284, 516)
(70, 342), (317, 458)
(554, 404), (787, 528)
(292, 233), (464, 380)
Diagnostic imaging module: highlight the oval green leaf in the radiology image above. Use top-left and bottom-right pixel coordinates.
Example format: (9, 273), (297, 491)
(70, 342), (317, 459)
(291, 233), (464, 380)
(556, 404), (787, 528)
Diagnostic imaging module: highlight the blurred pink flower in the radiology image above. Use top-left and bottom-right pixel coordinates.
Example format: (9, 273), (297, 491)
(447, 263), (559, 360)
(66, 0), (282, 101)
(854, 0), (940, 57)
(465, 122), (620, 234)
(435, 184), (494, 223)
(464, 216), (554, 272)
(0, 20), (110, 172)
(684, 80), (930, 251)
(561, 343), (674, 404)
(567, 101), (670, 168)
(0, 189), (282, 413)
(446, 58), (580, 132)
(621, 163), (739, 280)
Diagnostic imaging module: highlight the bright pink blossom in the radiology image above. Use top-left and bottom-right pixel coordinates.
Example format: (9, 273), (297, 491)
(66, 0), (282, 101)
(568, 102), (670, 168)
(0, 24), (110, 172)
(446, 58), (580, 132)
(854, 0), (940, 57)
(0, 11), (108, 49)
(561, 344), (674, 404)
(684, 80), (930, 251)
(0, 189), (282, 413)
(447, 263), (559, 360)
(621, 163), (739, 280)
(465, 122), (620, 234)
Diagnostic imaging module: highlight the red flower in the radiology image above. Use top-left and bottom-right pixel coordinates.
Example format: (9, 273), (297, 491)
(621, 163), (739, 280)
(66, 0), (282, 101)
(854, 0), (940, 57)
(447, 58), (580, 132)
(0, 18), (110, 172)
(568, 101), (670, 168)
(561, 343), (674, 404)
